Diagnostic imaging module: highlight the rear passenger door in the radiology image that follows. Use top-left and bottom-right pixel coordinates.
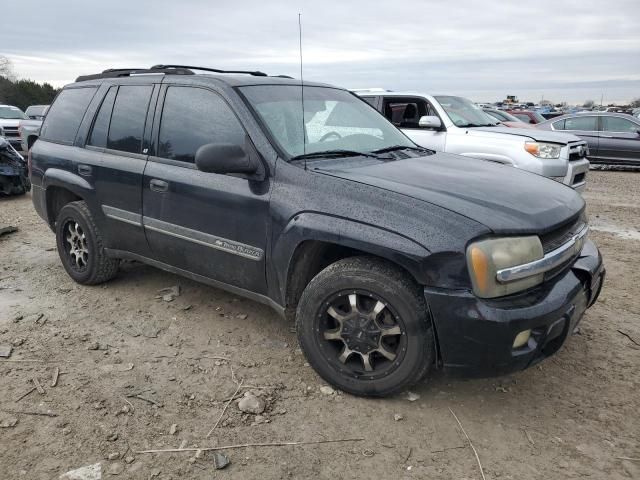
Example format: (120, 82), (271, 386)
(142, 84), (270, 295)
(83, 83), (157, 256)
(598, 115), (640, 164)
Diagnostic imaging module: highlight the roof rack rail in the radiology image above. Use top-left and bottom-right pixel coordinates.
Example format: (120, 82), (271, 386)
(151, 64), (268, 77)
(75, 66), (194, 82)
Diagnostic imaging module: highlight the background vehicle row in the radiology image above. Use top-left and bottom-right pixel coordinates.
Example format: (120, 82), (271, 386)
(356, 90), (590, 191)
(537, 112), (640, 166)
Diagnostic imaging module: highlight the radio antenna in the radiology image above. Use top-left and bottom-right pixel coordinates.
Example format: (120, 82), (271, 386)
(298, 13), (307, 169)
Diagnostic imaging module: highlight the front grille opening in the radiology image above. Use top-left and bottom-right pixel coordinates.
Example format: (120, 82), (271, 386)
(540, 216), (586, 254)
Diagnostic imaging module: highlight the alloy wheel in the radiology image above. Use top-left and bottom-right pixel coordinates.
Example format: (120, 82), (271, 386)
(63, 220), (89, 272)
(318, 291), (405, 378)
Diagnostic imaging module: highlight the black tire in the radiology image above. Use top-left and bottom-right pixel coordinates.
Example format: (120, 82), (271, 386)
(296, 256), (434, 397)
(55, 201), (119, 285)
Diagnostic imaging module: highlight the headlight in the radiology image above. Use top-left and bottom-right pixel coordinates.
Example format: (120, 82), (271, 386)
(524, 141), (561, 159)
(466, 236), (544, 298)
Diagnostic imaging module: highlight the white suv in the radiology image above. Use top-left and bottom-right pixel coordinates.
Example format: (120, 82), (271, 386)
(354, 91), (590, 191)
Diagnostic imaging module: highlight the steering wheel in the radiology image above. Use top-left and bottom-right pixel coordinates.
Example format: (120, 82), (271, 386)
(319, 131), (342, 142)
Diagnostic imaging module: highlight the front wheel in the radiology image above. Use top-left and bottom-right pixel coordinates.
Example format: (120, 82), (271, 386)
(296, 256), (434, 397)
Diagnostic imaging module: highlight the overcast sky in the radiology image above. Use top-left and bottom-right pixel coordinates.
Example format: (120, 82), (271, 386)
(3, 0), (640, 104)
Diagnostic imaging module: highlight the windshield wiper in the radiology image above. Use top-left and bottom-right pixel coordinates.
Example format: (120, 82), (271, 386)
(371, 145), (431, 154)
(290, 149), (381, 161)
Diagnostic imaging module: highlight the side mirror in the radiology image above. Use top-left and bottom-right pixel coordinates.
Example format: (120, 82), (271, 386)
(418, 115), (442, 129)
(195, 143), (259, 176)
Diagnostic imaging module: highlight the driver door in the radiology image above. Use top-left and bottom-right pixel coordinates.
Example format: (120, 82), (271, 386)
(382, 96), (446, 151)
(142, 84), (270, 295)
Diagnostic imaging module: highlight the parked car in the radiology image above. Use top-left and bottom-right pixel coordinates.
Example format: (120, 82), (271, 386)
(541, 111), (566, 120)
(31, 65), (604, 396)
(18, 120), (42, 152)
(19, 108), (48, 152)
(356, 91), (590, 191)
(505, 110), (547, 125)
(0, 104), (28, 151)
(0, 134), (31, 195)
(483, 108), (537, 129)
(25, 105), (49, 120)
(537, 112), (640, 166)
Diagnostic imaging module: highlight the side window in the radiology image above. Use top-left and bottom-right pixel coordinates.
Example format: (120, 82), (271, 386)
(552, 119), (566, 130)
(107, 85), (153, 154)
(601, 116), (638, 133)
(88, 87), (117, 148)
(40, 87), (97, 144)
(361, 96), (377, 107)
(383, 98), (436, 127)
(564, 116), (597, 131)
(158, 87), (245, 163)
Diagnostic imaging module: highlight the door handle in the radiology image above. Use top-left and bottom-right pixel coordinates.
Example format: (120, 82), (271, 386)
(149, 179), (169, 193)
(78, 164), (92, 176)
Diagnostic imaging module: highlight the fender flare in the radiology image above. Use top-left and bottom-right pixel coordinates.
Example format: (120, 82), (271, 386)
(41, 168), (95, 225)
(43, 168), (94, 196)
(271, 211), (431, 304)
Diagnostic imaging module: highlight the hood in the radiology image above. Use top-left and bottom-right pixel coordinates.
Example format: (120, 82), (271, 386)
(469, 126), (583, 144)
(501, 121), (537, 129)
(0, 119), (21, 126)
(313, 153), (584, 234)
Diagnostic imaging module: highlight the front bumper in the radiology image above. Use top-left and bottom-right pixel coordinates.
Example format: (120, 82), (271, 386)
(425, 239), (604, 377)
(563, 157), (589, 192)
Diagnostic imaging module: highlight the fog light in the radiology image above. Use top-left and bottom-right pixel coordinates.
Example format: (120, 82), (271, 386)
(513, 329), (532, 348)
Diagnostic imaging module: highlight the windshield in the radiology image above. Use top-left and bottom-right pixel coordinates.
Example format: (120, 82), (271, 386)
(531, 111), (547, 123)
(240, 85), (414, 159)
(0, 106), (28, 120)
(435, 96), (498, 127)
(25, 105), (48, 118)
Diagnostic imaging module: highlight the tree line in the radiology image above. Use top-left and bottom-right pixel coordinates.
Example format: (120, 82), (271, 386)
(0, 56), (59, 111)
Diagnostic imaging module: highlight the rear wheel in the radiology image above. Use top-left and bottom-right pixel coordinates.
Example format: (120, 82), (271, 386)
(296, 256), (434, 397)
(55, 201), (119, 285)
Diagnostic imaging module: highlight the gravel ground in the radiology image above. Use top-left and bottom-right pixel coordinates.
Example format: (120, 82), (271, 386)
(1, 171), (639, 479)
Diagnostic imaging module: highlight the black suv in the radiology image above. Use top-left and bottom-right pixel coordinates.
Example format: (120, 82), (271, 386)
(30, 65), (604, 396)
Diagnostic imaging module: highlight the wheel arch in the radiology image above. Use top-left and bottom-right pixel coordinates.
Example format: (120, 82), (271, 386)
(43, 169), (93, 229)
(27, 135), (39, 150)
(272, 212), (430, 317)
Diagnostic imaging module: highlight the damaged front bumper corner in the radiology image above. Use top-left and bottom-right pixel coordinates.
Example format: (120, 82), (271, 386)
(425, 239), (604, 377)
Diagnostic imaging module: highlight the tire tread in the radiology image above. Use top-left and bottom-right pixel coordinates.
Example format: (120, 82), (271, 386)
(296, 256), (434, 397)
(57, 201), (119, 285)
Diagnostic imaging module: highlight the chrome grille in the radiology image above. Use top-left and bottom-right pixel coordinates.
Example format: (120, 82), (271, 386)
(1, 126), (20, 138)
(568, 142), (588, 161)
(540, 215), (586, 254)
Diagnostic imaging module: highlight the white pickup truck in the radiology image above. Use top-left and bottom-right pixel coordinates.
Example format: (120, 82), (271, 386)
(0, 104), (28, 152)
(354, 91), (590, 191)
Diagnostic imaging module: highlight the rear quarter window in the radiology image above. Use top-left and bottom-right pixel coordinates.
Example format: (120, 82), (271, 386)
(40, 87), (97, 144)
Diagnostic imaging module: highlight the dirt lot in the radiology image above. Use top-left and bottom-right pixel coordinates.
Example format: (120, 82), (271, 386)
(1, 171), (639, 480)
